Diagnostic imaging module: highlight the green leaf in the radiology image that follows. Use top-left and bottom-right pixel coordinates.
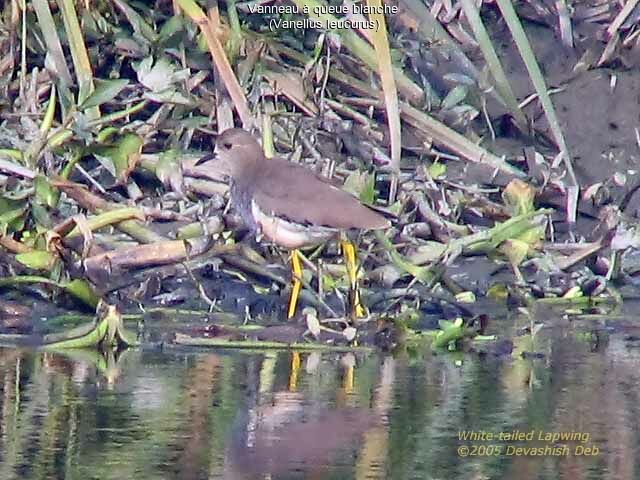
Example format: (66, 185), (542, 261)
(503, 179), (536, 216)
(158, 15), (185, 43)
(175, 116), (210, 129)
(79, 78), (129, 110)
(111, 0), (158, 44)
(15, 250), (57, 270)
(144, 89), (194, 106)
(64, 279), (101, 308)
(442, 84), (469, 109)
(34, 175), (60, 208)
(360, 172), (376, 205)
(135, 56), (188, 92)
(562, 286), (583, 299)
(31, 203), (54, 229)
(155, 149), (180, 184)
(433, 317), (466, 349)
(43, 303), (135, 349)
(94, 133), (143, 183)
(455, 291), (476, 303)
(343, 171), (376, 204)
(0, 199), (28, 235)
(428, 161), (447, 178)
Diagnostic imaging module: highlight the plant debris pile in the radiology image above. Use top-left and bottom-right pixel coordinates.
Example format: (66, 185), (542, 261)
(0, 0), (639, 347)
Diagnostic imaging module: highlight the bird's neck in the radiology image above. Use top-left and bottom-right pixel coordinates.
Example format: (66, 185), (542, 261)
(231, 152), (264, 185)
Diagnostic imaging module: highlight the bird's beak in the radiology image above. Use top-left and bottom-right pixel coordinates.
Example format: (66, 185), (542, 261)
(194, 152), (217, 166)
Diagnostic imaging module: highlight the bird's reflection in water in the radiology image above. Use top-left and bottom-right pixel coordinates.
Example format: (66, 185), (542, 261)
(222, 353), (394, 479)
(226, 400), (377, 479)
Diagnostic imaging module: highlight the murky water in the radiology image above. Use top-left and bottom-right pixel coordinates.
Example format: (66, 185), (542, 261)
(0, 310), (637, 480)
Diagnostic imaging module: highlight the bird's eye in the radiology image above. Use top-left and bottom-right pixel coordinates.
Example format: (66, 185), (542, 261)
(222, 141), (233, 150)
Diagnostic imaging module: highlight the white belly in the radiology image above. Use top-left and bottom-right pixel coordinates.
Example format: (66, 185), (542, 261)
(251, 200), (337, 249)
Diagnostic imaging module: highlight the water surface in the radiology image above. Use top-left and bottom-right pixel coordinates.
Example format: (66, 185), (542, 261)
(0, 310), (637, 479)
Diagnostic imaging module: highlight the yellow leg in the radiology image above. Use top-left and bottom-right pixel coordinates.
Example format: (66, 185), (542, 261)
(340, 240), (367, 319)
(287, 249), (303, 319)
(288, 351), (301, 391)
(343, 364), (354, 394)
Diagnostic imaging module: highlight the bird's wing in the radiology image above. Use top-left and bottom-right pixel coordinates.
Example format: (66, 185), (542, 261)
(253, 158), (389, 230)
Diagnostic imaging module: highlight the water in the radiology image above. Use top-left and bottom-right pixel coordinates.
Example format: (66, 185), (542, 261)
(0, 312), (637, 479)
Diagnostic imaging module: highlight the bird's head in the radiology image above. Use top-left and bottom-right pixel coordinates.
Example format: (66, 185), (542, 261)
(195, 128), (263, 179)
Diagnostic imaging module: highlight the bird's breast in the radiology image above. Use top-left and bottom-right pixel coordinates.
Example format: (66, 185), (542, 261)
(230, 181), (258, 230)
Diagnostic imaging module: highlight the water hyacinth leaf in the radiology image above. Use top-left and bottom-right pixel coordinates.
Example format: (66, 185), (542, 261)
(515, 224), (545, 248)
(64, 279), (100, 308)
(159, 15), (185, 43)
(0, 276), (98, 309)
(111, 0), (158, 44)
(15, 250), (57, 270)
(487, 284), (509, 301)
(438, 319), (456, 331)
(0, 200), (28, 235)
(94, 133), (143, 183)
(480, 209), (551, 251)
(442, 84), (469, 109)
(144, 89), (194, 106)
(155, 149), (185, 196)
(135, 56), (168, 91)
(343, 171), (376, 205)
(136, 56), (189, 92)
(500, 238), (530, 266)
(503, 179), (536, 216)
(34, 175), (60, 208)
(0, 197), (27, 218)
(31, 203), (54, 229)
(433, 317), (466, 349)
(428, 161), (446, 179)
(43, 321), (98, 347)
(79, 79), (129, 110)
(322, 273), (337, 291)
